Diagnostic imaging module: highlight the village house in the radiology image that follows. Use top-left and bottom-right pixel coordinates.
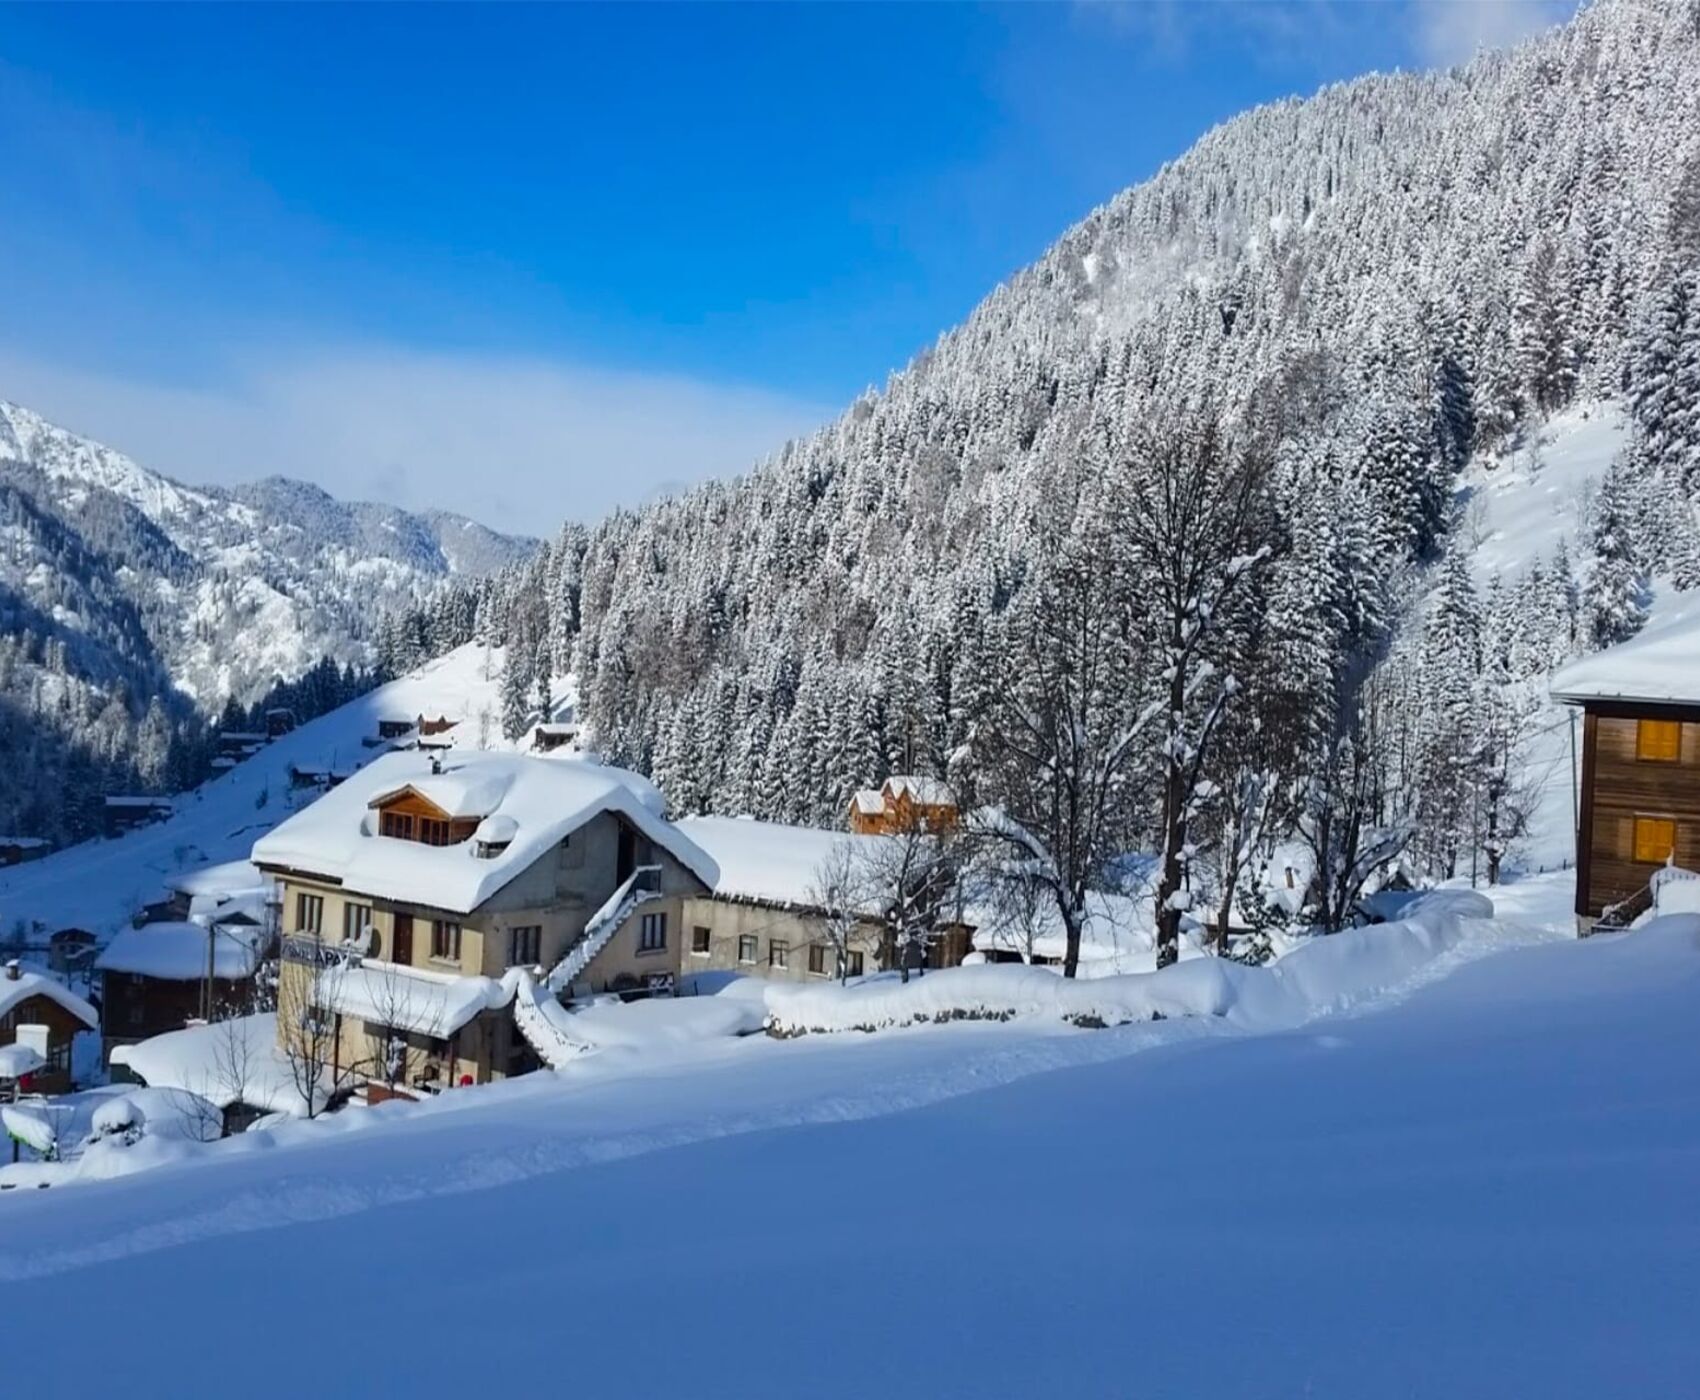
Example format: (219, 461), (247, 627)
(102, 795), (174, 838)
(0, 835), (51, 867)
(0, 960), (99, 1095)
(96, 913), (273, 1054)
(531, 722), (578, 754)
(1553, 609), (1700, 932)
(250, 751), (718, 1094)
(848, 775), (960, 836)
(675, 816), (974, 979)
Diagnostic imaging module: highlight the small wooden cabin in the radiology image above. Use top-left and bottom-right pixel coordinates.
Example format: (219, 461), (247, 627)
(103, 796), (173, 838)
(0, 836), (50, 867)
(1554, 620), (1700, 932)
(0, 962), (99, 1094)
(848, 775), (959, 836)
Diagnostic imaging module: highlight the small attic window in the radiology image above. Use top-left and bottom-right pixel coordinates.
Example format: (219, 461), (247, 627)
(473, 813), (518, 859)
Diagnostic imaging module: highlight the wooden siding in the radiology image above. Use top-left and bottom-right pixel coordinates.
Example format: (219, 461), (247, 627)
(1578, 709), (1700, 917)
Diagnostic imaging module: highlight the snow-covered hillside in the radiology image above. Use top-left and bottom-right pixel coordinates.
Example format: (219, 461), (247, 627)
(3, 884), (1697, 1395)
(0, 642), (568, 941)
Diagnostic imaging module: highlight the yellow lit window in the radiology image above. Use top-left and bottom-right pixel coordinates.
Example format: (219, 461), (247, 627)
(1637, 719), (1681, 762)
(1633, 816), (1676, 864)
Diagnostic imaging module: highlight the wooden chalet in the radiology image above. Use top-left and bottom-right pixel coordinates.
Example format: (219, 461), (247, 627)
(103, 795), (173, 838)
(1553, 611), (1700, 931)
(848, 775), (960, 836)
(0, 835), (51, 867)
(0, 961), (99, 1094)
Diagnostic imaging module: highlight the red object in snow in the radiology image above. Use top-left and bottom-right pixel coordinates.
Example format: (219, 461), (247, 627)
(459, 1074), (473, 1087)
(17, 1073), (32, 1092)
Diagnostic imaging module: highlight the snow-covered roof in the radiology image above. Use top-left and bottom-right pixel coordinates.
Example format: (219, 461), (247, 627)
(252, 750), (717, 915)
(0, 835), (49, 850)
(1551, 598), (1700, 706)
(0, 1043), (45, 1080)
(970, 889), (1154, 966)
(167, 859), (267, 899)
(111, 1014), (320, 1115)
(96, 921), (266, 981)
(0, 968), (99, 1029)
(884, 775), (955, 806)
(474, 813), (518, 846)
(535, 722), (576, 736)
(104, 795), (172, 809)
(369, 770), (509, 820)
(850, 790), (883, 815)
(677, 816), (889, 913)
(316, 960), (515, 1037)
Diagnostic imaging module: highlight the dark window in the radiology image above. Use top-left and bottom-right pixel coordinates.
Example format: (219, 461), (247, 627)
(807, 944), (828, 976)
(691, 925), (711, 955)
(431, 920), (462, 961)
(508, 925), (541, 966)
(737, 935), (757, 964)
(296, 893), (324, 935)
(380, 811), (415, 840)
(769, 940), (789, 970)
(639, 912), (667, 953)
(343, 903), (372, 942)
(846, 950), (865, 977)
(419, 817), (450, 846)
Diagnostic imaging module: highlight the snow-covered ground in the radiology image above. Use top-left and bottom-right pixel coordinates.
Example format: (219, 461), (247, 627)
(0, 643), (568, 941)
(7, 872), (1698, 1395)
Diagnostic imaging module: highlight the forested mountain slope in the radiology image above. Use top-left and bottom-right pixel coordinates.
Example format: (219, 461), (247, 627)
(516, 0), (1700, 891)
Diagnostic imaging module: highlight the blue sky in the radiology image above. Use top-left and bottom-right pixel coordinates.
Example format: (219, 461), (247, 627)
(0, 1), (1574, 533)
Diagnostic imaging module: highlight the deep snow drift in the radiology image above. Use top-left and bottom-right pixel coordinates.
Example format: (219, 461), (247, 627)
(4, 876), (1697, 1397)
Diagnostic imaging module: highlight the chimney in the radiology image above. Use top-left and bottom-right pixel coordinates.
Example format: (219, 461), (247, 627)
(430, 754), (443, 776)
(4, 959), (19, 981)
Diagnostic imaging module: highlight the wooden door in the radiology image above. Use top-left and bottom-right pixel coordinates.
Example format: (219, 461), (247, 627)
(393, 914), (414, 966)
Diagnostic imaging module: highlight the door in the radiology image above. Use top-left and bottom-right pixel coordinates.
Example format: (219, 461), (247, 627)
(392, 914), (414, 965)
(617, 823), (636, 884)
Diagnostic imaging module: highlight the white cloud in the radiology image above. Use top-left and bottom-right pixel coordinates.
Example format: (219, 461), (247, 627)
(1407, 0), (1577, 69)
(0, 346), (831, 538)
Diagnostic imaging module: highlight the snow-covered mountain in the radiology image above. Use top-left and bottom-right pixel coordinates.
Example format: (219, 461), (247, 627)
(0, 400), (532, 706)
(528, 0), (1700, 894)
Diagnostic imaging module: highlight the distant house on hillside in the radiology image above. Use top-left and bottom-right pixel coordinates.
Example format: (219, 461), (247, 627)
(0, 835), (51, 867)
(531, 722), (578, 754)
(250, 751), (717, 1094)
(265, 706), (297, 739)
(0, 960), (99, 1094)
(847, 775), (959, 836)
(102, 796), (173, 838)
(1553, 608), (1700, 932)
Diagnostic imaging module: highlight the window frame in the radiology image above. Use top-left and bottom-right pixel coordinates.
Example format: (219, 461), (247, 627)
(1633, 815), (1677, 865)
(807, 944), (828, 976)
(295, 892), (324, 935)
(845, 950), (865, 978)
(431, 919), (462, 963)
(737, 934), (757, 965)
(1636, 718), (1682, 764)
(638, 911), (667, 953)
(342, 902), (372, 943)
(690, 925), (711, 956)
(507, 924), (541, 967)
(380, 811), (415, 840)
(769, 939), (789, 970)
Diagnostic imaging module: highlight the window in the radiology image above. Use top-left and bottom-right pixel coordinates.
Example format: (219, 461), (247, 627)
(1637, 719), (1681, 763)
(342, 902), (372, 942)
(1633, 816), (1677, 864)
(691, 925), (711, 956)
(769, 940), (789, 970)
(295, 892), (323, 935)
(807, 944), (828, 976)
(431, 920), (462, 962)
(638, 912), (667, 953)
(380, 811), (415, 840)
(508, 925), (541, 967)
(846, 950), (865, 978)
(419, 817), (451, 846)
(737, 935), (757, 964)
